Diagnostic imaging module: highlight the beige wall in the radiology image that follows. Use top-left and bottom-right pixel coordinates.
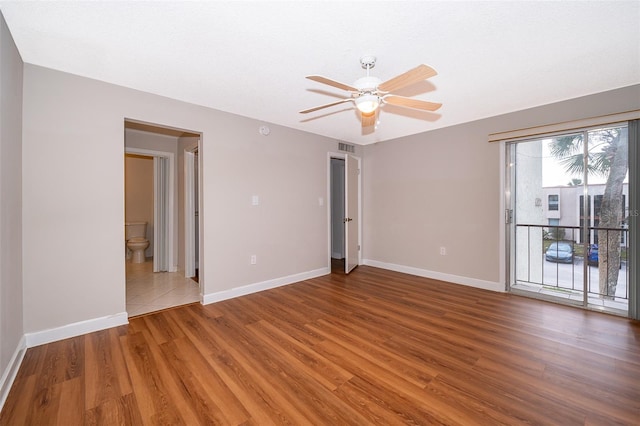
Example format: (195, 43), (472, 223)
(0, 12), (24, 394)
(124, 154), (154, 257)
(125, 128), (180, 154)
(21, 64), (336, 333)
(362, 85), (640, 288)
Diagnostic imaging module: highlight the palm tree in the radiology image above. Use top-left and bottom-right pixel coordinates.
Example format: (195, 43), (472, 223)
(568, 178), (583, 186)
(550, 127), (628, 299)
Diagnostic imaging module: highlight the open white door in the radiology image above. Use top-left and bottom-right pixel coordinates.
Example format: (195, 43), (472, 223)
(184, 150), (196, 278)
(345, 155), (359, 273)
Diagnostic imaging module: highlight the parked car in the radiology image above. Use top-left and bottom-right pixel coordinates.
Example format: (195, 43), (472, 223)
(588, 244), (599, 266)
(545, 242), (574, 263)
(587, 244), (622, 268)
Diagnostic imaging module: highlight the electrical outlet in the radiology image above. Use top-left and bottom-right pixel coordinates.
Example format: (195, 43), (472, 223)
(440, 247), (447, 256)
(250, 255), (257, 265)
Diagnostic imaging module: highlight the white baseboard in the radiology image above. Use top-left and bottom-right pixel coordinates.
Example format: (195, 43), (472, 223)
(24, 312), (129, 348)
(203, 267), (330, 305)
(0, 335), (27, 412)
(331, 252), (343, 259)
(362, 259), (504, 292)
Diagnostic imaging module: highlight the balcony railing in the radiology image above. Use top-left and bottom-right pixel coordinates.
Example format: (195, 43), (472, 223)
(513, 224), (628, 311)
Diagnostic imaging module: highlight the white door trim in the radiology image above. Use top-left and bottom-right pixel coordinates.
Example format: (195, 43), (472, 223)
(327, 152), (362, 271)
(125, 147), (176, 272)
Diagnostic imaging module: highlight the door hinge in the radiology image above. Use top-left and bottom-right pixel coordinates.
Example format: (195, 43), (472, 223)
(358, 168), (361, 175)
(505, 209), (513, 224)
(357, 245), (360, 251)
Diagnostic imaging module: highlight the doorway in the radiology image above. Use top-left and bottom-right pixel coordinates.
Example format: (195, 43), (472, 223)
(328, 153), (361, 274)
(124, 120), (202, 317)
(125, 147), (174, 272)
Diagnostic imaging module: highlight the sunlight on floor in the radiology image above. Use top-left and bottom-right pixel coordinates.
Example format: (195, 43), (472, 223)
(126, 260), (200, 317)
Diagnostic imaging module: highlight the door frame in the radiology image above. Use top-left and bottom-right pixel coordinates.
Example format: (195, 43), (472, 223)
(501, 141), (510, 292)
(504, 125), (632, 315)
(327, 152), (362, 271)
(125, 147), (176, 272)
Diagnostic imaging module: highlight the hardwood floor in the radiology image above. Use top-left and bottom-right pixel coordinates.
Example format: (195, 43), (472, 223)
(2, 265), (639, 425)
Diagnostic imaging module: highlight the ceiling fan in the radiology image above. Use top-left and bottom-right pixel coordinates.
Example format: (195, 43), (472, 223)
(300, 55), (442, 128)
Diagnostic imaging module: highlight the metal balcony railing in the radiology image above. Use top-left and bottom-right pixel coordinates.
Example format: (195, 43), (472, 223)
(513, 224), (629, 305)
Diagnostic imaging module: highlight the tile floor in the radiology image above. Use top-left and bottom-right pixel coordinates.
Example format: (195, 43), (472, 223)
(126, 259), (200, 317)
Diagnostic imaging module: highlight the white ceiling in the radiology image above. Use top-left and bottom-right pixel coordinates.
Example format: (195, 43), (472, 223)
(1, 1), (638, 145)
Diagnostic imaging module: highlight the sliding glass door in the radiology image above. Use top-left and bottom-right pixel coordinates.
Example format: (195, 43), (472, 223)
(506, 124), (631, 316)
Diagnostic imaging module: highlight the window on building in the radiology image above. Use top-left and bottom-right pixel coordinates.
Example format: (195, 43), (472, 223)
(548, 194), (559, 211)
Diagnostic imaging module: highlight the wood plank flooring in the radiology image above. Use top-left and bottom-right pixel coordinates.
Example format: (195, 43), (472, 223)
(2, 265), (639, 425)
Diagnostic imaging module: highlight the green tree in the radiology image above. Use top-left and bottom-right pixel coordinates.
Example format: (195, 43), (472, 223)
(550, 128), (628, 299)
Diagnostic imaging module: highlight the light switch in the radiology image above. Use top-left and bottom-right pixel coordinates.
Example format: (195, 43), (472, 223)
(252, 195), (259, 206)
(318, 197), (324, 206)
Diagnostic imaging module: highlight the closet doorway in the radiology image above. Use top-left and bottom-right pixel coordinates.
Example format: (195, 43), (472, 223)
(328, 153), (361, 274)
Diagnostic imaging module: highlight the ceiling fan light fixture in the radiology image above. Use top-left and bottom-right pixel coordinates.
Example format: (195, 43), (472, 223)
(355, 94), (379, 114)
(300, 59), (441, 132)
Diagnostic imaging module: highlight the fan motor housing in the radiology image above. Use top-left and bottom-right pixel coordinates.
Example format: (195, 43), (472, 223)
(354, 76), (381, 92)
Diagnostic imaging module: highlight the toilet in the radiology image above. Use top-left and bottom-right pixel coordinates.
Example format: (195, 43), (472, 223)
(125, 221), (150, 263)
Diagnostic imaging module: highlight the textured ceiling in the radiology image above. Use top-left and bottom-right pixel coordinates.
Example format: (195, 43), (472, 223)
(1, 1), (638, 145)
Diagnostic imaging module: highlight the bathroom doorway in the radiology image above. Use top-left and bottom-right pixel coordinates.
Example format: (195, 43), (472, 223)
(124, 148), (174, 272)
(124, 119), (202, 317)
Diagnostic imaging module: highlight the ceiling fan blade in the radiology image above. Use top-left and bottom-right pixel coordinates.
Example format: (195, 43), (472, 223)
(306, 75), (359, 92)
(377, 64), (438, 93)
(383, 95), (442, 111)
(299, 98), (353, 114)
(361, 111), (377, 128)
